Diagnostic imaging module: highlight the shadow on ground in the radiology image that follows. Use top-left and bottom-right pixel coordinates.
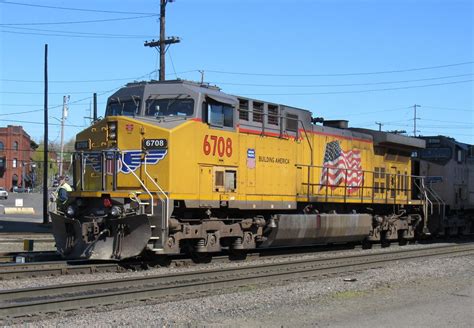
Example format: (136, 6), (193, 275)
(0, 220), (52, 233)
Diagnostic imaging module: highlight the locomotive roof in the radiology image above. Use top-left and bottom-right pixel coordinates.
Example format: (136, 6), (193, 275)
(351, 128), (426, 150)
(418, 135), (471, 150)
(120, 79), (312, 114)
(119, 79), (238, 105)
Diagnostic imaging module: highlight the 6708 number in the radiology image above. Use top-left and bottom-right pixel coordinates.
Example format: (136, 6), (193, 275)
(203, 135), (232, 157)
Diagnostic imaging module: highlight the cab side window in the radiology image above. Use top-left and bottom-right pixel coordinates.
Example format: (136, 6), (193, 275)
(208, 101), (234, 128)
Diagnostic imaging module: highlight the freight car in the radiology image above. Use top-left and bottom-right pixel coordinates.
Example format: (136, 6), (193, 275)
(413, 136), (474, 235)
(51, 80), (431, 260)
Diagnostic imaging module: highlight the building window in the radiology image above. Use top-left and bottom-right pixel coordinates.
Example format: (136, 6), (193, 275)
(13, 158), (17, 168)
(268, 104), (279, 125)
(238, 99), (249, 121)
(0, 142), (4, 151)
(13, 141), (19, 151)
(252, 102), (264, 123)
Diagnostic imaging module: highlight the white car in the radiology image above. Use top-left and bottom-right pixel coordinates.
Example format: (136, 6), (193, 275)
(0, 187), (8, 199)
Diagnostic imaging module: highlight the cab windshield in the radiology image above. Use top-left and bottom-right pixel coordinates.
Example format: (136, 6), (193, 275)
(106, 98), (140, 117)
(145, 98), (194, 117)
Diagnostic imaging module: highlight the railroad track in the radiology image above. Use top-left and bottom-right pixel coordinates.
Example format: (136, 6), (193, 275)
(0, 243), (359, 280)
(0, 261), (123, 280)
(1, 243), (473, 322)
(0, 239), (466, 281)
(0, 251), (60, 264)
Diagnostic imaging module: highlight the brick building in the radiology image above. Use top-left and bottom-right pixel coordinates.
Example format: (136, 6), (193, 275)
(0, 125), (37, 191)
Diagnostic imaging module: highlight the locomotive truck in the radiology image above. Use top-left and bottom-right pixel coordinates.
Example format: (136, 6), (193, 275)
(51, 79), (432, 260)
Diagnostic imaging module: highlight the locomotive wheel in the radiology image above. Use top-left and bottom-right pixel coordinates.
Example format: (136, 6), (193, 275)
(398, 238), (408, 246)
(229, 249), (248, 261)
(361, 239), (372, 250)
(398, 230), (408, 246)
(190, 252), (212, 264)
(381, 232), (391, 248)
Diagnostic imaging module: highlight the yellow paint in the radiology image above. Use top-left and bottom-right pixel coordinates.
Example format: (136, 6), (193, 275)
(73, 117), (415, 207)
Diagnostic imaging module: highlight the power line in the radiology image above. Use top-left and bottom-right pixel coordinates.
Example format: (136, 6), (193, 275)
(0, 108), (45, 116)
(420, 118), (473, 125)
(382, 122), (473, 129)
(0, 69), (196, 83)
(202, 61), (474, 77)
(0, 14), (158, 26)
(326, 106), (411, 117)
(0, 87), (119, 116)
(1, 118), (86, 128)
(4, 25), (155, 38)
(1, 29), (154, 39)
(0, 102), (107, 117)
(0, 90), (109, 95)
(0, 148), (75, 153)
(210, 73), (473, 88)
(239, 79), (473, 96)
(1, 1), (157, 15)
(1, 77), (140, 83)
(422, 105), (473, 112)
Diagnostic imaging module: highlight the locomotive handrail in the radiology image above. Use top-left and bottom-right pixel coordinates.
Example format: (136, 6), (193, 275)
(296, 163), (417, 205)
(119, 155), (155, 216)
(297, 119), (314, 202)
(143, 156), (169, 240)
(412, 177), (431, 234)
(421, 178), (446, 221)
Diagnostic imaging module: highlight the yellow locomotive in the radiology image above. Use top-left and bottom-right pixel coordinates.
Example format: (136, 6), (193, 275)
(51, 80), (428, 260)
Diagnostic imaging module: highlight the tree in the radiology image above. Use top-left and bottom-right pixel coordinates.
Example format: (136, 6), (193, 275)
(31, 137), (75, 188)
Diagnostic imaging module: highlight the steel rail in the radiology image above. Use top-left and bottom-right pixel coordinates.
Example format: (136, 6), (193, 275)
(0, 243), (360, 280)
(0, 262), (121, 280)
(0, 251), (60, 264)
(1, 243), (473, 320)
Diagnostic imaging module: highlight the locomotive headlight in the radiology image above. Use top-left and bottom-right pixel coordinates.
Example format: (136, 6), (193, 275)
(66, 205), (76, 217)
(107, 122), (117, 141)
(110, 205), (122, 217)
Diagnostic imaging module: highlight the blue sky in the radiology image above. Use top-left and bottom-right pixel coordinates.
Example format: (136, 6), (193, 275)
(0, 0), (472, 146)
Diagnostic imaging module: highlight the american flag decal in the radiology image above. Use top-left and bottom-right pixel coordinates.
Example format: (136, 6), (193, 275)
(319, 141), (363, 193)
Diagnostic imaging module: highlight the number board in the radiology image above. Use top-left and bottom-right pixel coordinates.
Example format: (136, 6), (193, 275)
(142, 138), (168, 150)
(75, 140), (90, 150)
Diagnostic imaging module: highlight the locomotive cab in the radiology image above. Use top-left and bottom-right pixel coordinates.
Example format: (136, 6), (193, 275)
(51, 80), (241, 260)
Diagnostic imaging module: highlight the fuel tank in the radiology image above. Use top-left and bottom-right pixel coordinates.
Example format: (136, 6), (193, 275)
(262, 213), (372, 247)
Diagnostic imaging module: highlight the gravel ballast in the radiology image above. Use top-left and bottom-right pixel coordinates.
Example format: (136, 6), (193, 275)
(5, 243), (473, 327)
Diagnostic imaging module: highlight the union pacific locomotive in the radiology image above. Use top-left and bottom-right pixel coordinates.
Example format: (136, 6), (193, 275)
(52, 80), (443, 260)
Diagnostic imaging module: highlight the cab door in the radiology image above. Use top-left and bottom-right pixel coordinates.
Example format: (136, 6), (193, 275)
(199, 165), (213, 206)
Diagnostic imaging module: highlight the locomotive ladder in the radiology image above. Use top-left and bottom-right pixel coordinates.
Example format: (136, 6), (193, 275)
(119, 151), (169, 250)
(414, 177), (446, 234)
(143, 155), (169, 251)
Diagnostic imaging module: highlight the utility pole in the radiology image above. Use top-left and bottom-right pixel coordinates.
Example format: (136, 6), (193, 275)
(199, 70), (205, 84)
(375, 122), (383, 131)
(84, 93), (98, 125)
(413, 104), (421, 137)
(43, 44), (49, 225)
(144, 0), (180, 81)
(59, 95), (69, 177)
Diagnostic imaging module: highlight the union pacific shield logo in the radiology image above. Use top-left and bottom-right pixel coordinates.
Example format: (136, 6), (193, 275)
(119, 149), (168, 174)
(84, 150), (167, 174)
